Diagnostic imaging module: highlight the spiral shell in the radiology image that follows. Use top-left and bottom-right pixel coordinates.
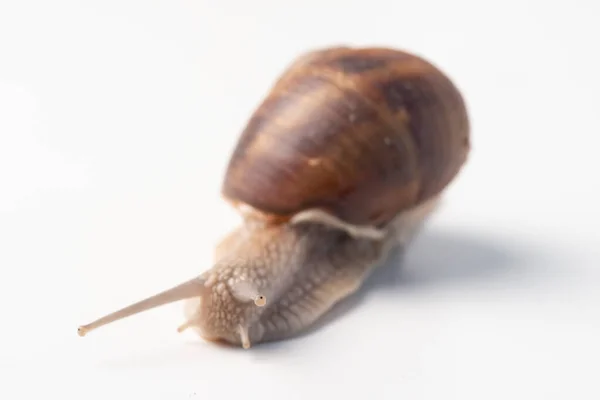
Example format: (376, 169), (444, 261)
(222, 46), (469, 227)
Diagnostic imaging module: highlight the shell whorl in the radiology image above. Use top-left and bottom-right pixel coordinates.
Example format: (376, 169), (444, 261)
(222, 47), (470, 228)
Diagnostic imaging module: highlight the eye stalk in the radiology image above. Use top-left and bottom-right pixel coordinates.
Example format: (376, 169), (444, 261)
(77, 276), (207, 337)
(230, 279), (267, 307)
(174, 279), (267, 347)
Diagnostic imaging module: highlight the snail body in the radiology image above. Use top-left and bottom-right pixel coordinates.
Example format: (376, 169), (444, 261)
(78, 46), (470, 349)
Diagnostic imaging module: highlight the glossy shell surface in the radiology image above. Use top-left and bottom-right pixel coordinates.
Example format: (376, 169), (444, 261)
(222, 47), (470, 227)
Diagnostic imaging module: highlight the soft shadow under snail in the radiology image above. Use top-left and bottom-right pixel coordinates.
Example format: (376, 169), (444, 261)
(78, 46), (470, 349)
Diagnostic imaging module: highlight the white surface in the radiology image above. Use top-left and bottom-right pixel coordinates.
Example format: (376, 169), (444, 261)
(1, 1), (599, 399)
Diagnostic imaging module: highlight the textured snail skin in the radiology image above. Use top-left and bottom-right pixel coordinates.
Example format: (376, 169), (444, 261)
(77, 46), (469, 349)
(185, 194), (440, 348)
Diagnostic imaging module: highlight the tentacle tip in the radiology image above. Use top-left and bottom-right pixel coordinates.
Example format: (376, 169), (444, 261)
(254, 295), (266, 307)
(177, 320), (194, 333)
(77, 326), (88, 337)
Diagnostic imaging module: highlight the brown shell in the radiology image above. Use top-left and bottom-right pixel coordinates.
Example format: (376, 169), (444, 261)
(221, 46), (470, 227)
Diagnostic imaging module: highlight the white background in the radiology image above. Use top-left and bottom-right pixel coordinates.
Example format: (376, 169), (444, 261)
(1, 0), (599, 399)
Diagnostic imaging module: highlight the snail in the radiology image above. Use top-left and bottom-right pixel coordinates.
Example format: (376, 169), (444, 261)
(77, 46), (470, 349)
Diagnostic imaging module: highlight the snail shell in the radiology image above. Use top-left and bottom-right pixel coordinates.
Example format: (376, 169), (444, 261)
(223, 46), (469, 228)
(77, 46), (470, 349)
